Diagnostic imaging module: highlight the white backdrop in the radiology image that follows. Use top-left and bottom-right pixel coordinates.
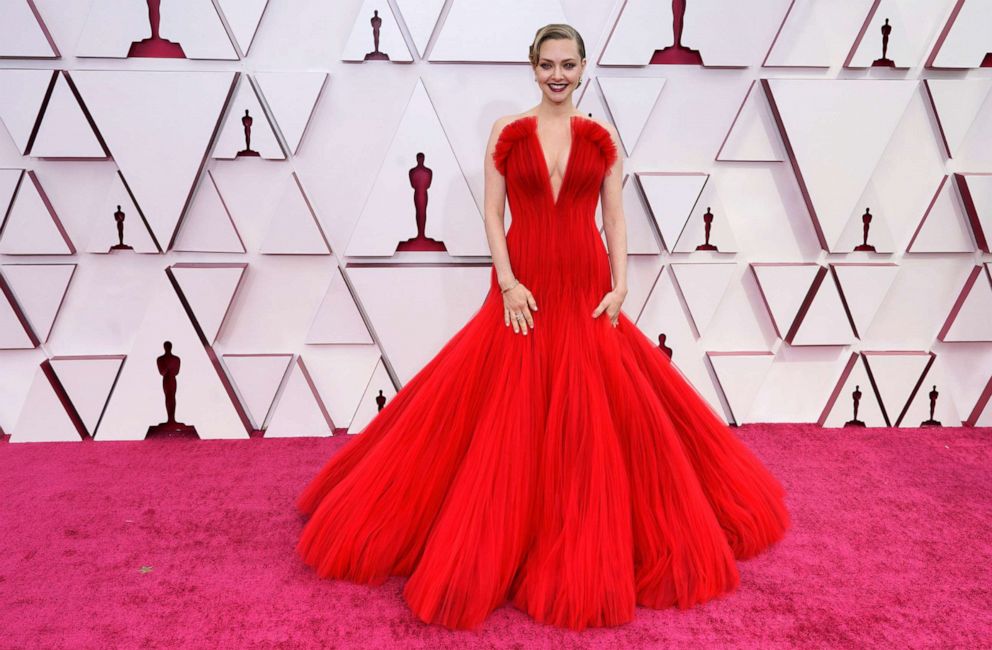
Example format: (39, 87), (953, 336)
(1, 0), (991, 441)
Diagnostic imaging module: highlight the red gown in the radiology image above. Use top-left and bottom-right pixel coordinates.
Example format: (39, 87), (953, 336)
(296, 114), (790, 631)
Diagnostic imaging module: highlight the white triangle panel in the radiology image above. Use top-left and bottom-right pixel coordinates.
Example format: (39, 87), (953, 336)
(790, 271), (856, 346)
(213, 76), (284, 159)
(830, 263), (899, 338)
(750, 263), (820, 339)
(169, 263), (247, 344)
(717, 80), (785, 162)
(30, 73), (105, 158)
(846, 1), (950, 70)
(707, 351), (775, 424)
(306, 268), (374, 344)
(836, 183), (895, 253)
(672, 183), (738, 253)
(927, 0), (992, 69)
(9, 364), (81, 443)
(73, 0), (147, 58)
(222, 353), (292, 429)
(0, 264), (75, 343)
(820, 355), (887, 427)
(900, 357), (962, 427)
(346, 357), (396, 434)
(0, 171), (74, 255)
(72, 70), (237, 249)
(215, 0), (269, 55)
(160, 1), (239, 59)
(597, 76), (664, 157)
(574, 80), (612, 129)
(0, 69), (52, 152)
(907, 176), (977, 253)
(764, 0), (873, 68)
(49, 355), (125, 436)
(862, 351), (933, 426)
(84, 172), (161, 254)
(958, 174), (992, 253)
(638, 173), (708, 252)
(96, 271), (247, 440)
(0, 0), (58, 58)
(265, 357), (334, 437)
(253, 72), (327, 155)
(394, 0), (445, 59)
(348, 265), (491, 385)
(259, 172), (331, 254)
(620, 256), (664, 322)
(304, 347), (383, 429)
(0, 276), (36, 349)
(173, 171), (246, 253)
(765, 79), (917, 251)
(0, 169), (22, 214)
(429, 0), (562, 62)
(597, 174), (661, 255)
(669, 263), (737, 336)
(924, 79), (992, 157)
(939, 265), (992, 342)
(345, 80), (489, 257)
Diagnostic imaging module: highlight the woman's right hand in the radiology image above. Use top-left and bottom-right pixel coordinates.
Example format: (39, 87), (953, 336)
(502, 282), (538, 335)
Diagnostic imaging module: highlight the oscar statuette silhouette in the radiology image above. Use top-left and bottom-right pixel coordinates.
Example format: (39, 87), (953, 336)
(396, 152), (447, 252)
(844, 384), (867, 427)
(650, 0), (703, 64)
(854, 208), (877, 251)
(920, 384), (942, 427)
(146, 341), (198, 437)
(109, 205), (133, 251)
(657, 333), (673, 360)
(376, 389), (386, 412)
(237, 109), (260, 157)
(128, 0), (186, 58)
(695, 206), (718, 251)
(872, 18), (895, 67)
(363, 10), (390, 60)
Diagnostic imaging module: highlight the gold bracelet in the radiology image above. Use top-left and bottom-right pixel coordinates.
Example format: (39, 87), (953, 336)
(500, 279), (519, 293)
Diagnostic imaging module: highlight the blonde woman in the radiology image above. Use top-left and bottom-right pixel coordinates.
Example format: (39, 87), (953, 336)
(297, 23), (790, 631)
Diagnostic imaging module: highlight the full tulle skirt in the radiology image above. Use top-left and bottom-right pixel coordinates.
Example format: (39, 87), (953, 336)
(296, 275), (790, 631)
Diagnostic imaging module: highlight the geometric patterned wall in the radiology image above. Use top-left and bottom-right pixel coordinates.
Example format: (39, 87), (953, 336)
(1, 0), (990, 442)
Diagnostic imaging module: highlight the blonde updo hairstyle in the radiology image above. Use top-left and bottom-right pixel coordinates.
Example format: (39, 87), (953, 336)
(528, 24), (587, 69)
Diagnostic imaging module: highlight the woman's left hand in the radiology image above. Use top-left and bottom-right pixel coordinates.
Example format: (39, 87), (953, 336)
(592, 289), (626, 328)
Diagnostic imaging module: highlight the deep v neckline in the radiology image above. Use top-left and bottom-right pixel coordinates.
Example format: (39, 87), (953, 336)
(531, 114), (579, 209)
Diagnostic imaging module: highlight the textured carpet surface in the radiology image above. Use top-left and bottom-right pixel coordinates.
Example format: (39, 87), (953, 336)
(1, 423), (990, 649)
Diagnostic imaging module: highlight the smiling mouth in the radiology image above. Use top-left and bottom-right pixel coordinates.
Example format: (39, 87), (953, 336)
(549, 83), (568, 91)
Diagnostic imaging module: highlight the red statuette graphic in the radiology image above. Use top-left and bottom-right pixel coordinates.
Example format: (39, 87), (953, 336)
(128, 0), (186, 58)
(396, 152), (447, 252)
(650, 0), (703, 64)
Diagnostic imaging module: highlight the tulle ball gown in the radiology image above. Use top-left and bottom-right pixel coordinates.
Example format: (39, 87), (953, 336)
(296, 114), (790, 631)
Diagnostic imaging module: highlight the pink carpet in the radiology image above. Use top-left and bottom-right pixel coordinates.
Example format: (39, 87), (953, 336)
(1, 423), (990, 648)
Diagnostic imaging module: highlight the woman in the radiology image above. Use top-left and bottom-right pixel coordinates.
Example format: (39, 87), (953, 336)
(296, 24), (790, 631)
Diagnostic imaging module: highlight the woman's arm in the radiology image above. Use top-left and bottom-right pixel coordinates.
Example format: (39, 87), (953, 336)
(600, 123), (627, 296)
(483, 118), (517, 291)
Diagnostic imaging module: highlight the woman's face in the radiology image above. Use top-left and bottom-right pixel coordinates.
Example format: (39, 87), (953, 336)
(534, 38), (584, 103)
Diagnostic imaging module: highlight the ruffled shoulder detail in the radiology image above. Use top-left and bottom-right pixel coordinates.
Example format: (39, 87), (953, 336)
(491, 116), (535, 176)
(578, 117), (618, 170)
